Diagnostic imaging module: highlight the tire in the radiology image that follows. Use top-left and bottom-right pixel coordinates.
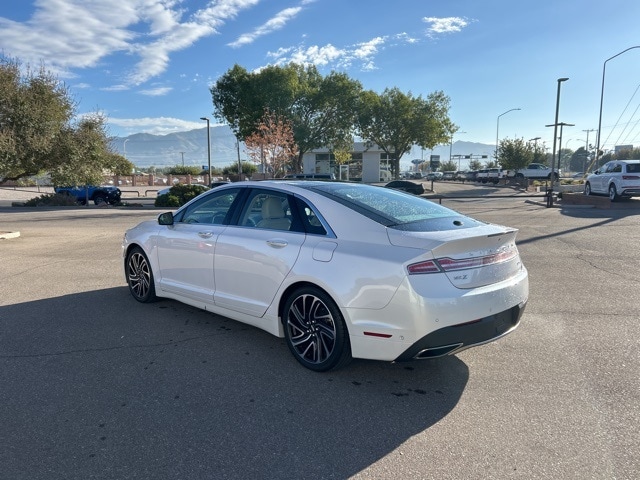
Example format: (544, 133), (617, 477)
(125, 247), (157, 303)
(283, 286), (351, 372)
(608, 184), (619, 202)
(516, 173), (524, 179)
(94, 195), (107, 205)
(584, 182), (592, 196)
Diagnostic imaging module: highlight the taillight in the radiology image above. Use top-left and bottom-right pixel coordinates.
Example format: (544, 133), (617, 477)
(408, 247), (518, 275)
(622, 175), (639, 180)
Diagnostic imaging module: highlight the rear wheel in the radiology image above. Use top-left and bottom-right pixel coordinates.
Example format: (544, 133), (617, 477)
(94, 195), (107, 205)
(609, 184), (619, 202)
(126, 247), (157, 303)
(283, 286), (351, 372)
(584, 182), (592, 196)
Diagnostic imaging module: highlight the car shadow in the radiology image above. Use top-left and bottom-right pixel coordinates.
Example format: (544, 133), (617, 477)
(0, 287), (469, 479)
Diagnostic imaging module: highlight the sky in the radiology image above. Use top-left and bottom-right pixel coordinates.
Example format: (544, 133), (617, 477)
(2, 0), (640, 161)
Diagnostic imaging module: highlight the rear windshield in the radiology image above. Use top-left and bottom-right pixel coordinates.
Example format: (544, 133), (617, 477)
(309, 183), (482, 229)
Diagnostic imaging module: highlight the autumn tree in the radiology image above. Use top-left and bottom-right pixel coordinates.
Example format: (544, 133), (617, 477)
(244, 109), (298, 177)
(356, 88), (455, 179)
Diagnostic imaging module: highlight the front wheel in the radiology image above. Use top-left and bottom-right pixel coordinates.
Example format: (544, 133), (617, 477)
(584, 182), (592, 196)
(94, 195), (107, 205)
(609, 184), (619, 202)
(283, 286), (351, 372)
(126, 247), (157, 303)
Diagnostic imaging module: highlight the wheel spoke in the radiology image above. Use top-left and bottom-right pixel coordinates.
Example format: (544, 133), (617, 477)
(286, 293), (337, 365)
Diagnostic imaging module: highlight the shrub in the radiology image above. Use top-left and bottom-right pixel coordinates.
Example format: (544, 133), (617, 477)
(23, 193), (79, 206)
(154, 184), (208, 207)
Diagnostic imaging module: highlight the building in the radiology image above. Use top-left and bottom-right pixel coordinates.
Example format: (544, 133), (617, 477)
(301, 142), (393, 183)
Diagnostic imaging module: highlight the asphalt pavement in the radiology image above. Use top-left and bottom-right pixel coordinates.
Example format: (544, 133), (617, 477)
(0, 184), (639, 479)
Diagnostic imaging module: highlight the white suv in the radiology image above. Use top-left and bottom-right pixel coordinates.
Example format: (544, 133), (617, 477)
(584, 159), (640, 201)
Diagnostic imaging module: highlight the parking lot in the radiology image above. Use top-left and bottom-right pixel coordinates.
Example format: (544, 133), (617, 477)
(1, 190), (639, 479)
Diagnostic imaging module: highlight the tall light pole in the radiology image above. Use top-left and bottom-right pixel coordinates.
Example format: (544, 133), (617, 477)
(200, 117), (211, 185)
(546, 77), (569, 207)
(496, 108), (521, 164)
(596, 46), (640, 160)
(123, 138), (129, 158)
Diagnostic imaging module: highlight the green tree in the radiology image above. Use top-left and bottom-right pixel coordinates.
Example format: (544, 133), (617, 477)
(222, 161), (257, 176)
(440, 160), (458, 171)
(0, 57), (119, 185)
(469, 159), (483, 171)
(0, 57), (74, 183)
(168, 165), (201, 175)
(49, 113), (115, 187)
(211, 63), (361, 172)
(497, 138), (535, 172)
(356, 88), (455, 179)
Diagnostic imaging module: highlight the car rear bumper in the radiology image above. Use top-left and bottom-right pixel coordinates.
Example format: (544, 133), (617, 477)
(393, 301), (526, 362)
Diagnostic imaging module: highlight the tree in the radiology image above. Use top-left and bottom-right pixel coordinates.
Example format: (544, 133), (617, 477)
(356, 88), (455, 179)
(440, 160), (458, 171)
(0, 57), (74, 183)
(0, 57), (119, 185)
(244, 109), (298, 177)
(48, 113), (118, 187)
(497, 138), (535, 172)
(211, 63), (361, 172)
(469, 159), (483, 171)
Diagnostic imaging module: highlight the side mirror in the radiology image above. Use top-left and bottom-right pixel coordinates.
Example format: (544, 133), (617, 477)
(158, 212), (174, 225)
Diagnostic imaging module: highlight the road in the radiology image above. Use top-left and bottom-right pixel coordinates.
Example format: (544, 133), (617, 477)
(0, 189), (638, 479)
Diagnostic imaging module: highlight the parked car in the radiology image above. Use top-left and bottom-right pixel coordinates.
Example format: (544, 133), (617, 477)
(476, 169), (489, 183)
(425, 172), (443, 181)
(442, 171), (456, 180)
(54, 185), (121, 205)
(584, 160), (640, 201)
(123, 181), (529, 372)
(507, 163), (560, 180)
(384, 180), (425, 195)
(487, 168), (504, 184)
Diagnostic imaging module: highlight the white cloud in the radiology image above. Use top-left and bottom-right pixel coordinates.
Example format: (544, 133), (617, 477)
(0, 0), (260, 85)
(107, 116), (221, 136)
(228, 6), (302, 48)
(422, 17), (470, 37)
(139, 86), (173, 96)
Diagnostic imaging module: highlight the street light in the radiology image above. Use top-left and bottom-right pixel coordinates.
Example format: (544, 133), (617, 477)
(545, 77), (569, 207)
(200, 117), (211, 184)
(596, 46), (640, 159)
(495, 108), (521, 163)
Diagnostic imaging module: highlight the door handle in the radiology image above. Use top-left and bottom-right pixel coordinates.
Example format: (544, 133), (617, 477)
(198, 231), (214, 238)
(266, 239), (288, 248)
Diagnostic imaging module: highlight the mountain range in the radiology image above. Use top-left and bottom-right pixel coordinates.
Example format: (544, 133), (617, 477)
(113, 125), (496, 171)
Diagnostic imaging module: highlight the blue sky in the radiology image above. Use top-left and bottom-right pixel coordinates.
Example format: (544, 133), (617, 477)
(2, 0), (640, 157)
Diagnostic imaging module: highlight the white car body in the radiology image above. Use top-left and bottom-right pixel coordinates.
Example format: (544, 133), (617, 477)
(123, 181), (528, 370)
(584, 159), (640, 201)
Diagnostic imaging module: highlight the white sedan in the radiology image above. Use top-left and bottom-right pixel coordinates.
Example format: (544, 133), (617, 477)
(123, 181), (529, 371)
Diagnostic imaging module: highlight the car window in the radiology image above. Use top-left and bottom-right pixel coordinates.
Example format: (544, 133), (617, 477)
(626, 163), (640, 173)
(179, 188), (241, 224)
(612, 164), (622, 173)
(291, 197), (328, 236)
(238, 190), (294, 231)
